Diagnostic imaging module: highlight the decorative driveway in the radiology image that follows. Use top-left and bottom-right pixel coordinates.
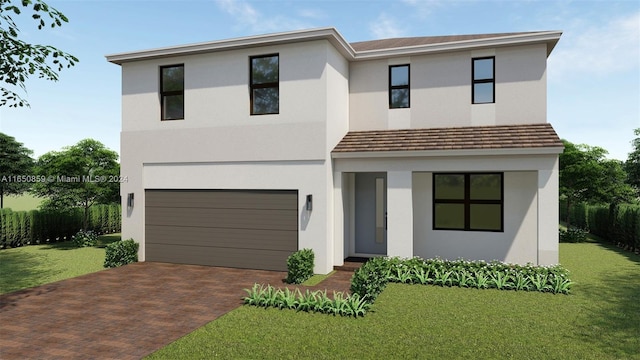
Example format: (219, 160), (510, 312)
(0, 262), (291, 359)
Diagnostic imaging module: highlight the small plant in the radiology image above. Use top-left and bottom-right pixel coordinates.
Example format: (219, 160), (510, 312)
(243, 284), (371, 317)
(531, 273), (550, 292)
(559, 227), (588, 243)
(475, 271), (489, 289)
(489, 271), (513, 290)
(71, 229), (98, 247)
(104, 239), (138, 268)
(513, 272), (532, 291)
(285, 248), (315, 284)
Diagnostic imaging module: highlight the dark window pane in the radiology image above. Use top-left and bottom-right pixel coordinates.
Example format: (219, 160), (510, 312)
(252, 88), (279, 114)
(251, 56), (278, 84)
(470, 204), (502, 230)
(163, 95), (184, 120)
(470, 174), (501, 200)
(434, 174), (465, 199)
(391, 65), (409, 86)
(390, 88), (409, 108)
(473, 58), (493, 80)
(162, 66), (184, 92)
(435, 204), (465, 229)
(474, 83), (494, 103)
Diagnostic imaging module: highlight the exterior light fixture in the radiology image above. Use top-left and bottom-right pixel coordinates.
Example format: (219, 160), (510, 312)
(305, 194), (312, 211)
(127, 193), (134, 208)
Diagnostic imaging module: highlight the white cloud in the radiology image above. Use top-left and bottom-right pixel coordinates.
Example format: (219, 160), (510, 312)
(215, 0), (311, 34)
(370, 13), (406, 39)
(298, 8), (325, 20)
(549, 11), (640, 80)
(401, 0), (447, 19)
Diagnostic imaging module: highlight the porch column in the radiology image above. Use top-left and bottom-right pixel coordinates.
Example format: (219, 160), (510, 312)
(387, 170), (413, 258)
(537, 158), (559, 265)
(332, 171), (345, 267)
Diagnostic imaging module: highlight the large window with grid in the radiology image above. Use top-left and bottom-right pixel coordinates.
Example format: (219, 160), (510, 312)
(433, 173), (503, 232)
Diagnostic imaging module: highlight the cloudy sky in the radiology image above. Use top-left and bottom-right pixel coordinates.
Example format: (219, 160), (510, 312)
(0, 0), (638, 161)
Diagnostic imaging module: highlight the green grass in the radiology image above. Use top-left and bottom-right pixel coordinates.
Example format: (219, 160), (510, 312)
(2, 193), (43, 211)
(0, 233), (121, 294)
(147, 242), (640, 360)
(302, 271), (336, 286)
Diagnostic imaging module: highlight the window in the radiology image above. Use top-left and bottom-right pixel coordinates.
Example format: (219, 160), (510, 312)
(433, 173), (503, 231)
(472, 57), (494, 104)
(250, 54), (279, 115)
(160, 64), (184, 120)
(389, 64), (409, 108)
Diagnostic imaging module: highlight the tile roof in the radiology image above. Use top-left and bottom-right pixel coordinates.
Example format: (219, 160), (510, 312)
(332, 123), (563, 154)
(350, 32), (540, 52)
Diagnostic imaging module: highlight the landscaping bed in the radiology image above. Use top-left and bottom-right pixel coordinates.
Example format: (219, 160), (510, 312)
(147, 242), (640, 359)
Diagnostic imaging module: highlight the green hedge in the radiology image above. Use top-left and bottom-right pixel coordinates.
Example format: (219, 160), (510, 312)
(0, 204), (121, 248)
(285, 248), (315, 284)
(561, 201), (639, 250)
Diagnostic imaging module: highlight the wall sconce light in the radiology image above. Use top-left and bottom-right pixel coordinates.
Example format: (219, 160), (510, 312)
(127, 193), (134, 208)
(305, 194), (312, 211)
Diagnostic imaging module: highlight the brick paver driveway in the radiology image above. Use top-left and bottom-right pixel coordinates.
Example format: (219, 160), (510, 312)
(0, 262), (288, 359)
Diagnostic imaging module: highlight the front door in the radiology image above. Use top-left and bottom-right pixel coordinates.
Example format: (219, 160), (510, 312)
(354, 172), (387, 255)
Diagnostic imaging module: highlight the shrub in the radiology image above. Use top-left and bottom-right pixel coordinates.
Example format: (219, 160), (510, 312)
(285, 248), (315, 284)
(559, 227), (588, 243)
(104, 239), (139, 268)
(350, 256), (573, 296)
(350, 257), (390, 301)
(71, 229), (98, 247)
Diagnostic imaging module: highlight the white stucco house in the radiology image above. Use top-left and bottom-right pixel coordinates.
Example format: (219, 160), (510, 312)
(106, 27), (563, 274)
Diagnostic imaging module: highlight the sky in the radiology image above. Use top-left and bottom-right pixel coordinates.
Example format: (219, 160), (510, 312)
(0, 0), (638, 161)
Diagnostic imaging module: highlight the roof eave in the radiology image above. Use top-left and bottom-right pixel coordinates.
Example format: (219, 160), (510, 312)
(105, 27), (356, 65)
(331, 146), (564, 159)
(353, 31), (563, 60)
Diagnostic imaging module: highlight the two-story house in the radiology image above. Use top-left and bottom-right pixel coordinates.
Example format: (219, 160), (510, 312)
(106, 27), (563, 274)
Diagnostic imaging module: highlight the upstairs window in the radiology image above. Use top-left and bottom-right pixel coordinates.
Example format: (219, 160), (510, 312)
(433, 173), (503, 232)
(160, 64), (184, 120)
(250, 54), (279, 115)
(472, 57), (494, 104)
(389, 64), (410, 108)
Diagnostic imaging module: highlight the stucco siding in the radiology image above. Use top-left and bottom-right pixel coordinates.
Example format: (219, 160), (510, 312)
(495, 44), (547, 125)
(121, 40), (331, 132)
(348, 44), (548, 131)
(412, 171), (538, 264)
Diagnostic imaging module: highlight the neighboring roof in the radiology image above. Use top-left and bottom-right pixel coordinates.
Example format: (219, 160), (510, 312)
(332, 123), (563, 157)
(106, 27), (561, 65)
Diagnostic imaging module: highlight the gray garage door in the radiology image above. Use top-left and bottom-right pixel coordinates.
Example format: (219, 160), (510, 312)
(145, 189), (298, 271)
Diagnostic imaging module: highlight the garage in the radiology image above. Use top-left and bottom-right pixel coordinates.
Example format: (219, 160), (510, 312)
(145, 189), (298, 271)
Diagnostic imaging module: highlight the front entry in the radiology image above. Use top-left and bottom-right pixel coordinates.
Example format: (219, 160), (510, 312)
(354, 172), (387, 255)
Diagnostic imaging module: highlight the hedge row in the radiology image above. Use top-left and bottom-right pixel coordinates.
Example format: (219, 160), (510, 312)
(560, 201), (640, 250)
(0, 204), (121, 248)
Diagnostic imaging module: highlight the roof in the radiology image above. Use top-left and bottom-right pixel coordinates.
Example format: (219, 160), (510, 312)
(332, 123), (563, 157)
(350, 32), (539, 51)
(106, 27), (561, 64)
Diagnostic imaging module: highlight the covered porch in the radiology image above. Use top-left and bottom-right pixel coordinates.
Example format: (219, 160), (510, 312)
(330, 123), (564, 267)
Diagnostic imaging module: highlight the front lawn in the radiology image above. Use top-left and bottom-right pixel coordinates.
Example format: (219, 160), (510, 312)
(0, 233), (121, 294)
(147, 242), (640, 359)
